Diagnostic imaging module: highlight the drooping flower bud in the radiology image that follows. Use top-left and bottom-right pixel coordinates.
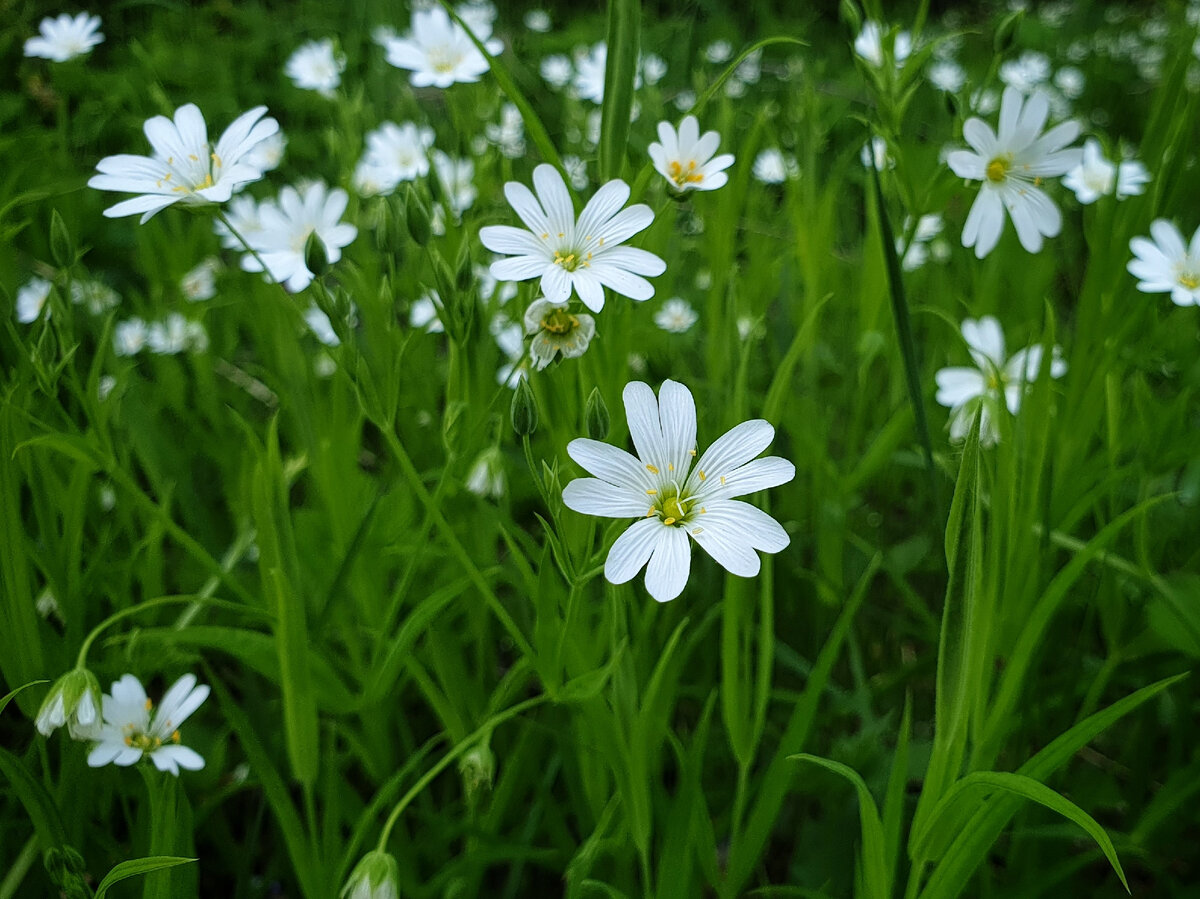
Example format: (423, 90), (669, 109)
(342, 850), (400, 899)
(35, 668), (102, 739)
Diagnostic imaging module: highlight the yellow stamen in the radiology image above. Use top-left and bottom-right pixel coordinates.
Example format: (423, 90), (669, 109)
(719, 475), (726, 485)
(698, 471), (706, 481)
(1180, 273), (1200, 290)
(692, 527), (703, 535)
(646, 489), (658, 495)
(986, 156), (1011, 183)
(646, 464), (659, 474)
(688, 449), (697, 456)
(663, 517), (676, 526)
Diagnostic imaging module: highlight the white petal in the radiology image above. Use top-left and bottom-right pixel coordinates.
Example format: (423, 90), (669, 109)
(1003, 183), (1059, 252)
(562, 478), (648, 518)
(963, 188), (1005, 259)
(961, 316), (1006, 367)
(533, 164), (574, 238)
(567, 438), (655, 490)
(644, 525), (691, 602)
(153, 744), (205, 773)
(605, 517), (664, 584)
(935, 367), (986, 408)
(576, 179), (631, 240)
(698, 456), (795, 502)
(480, 225), (546, 256)
(623, 381), (666, 468)
(704, 500), (790, 552)
(688, 420), (774, 493)
(656, 380), (697, 477)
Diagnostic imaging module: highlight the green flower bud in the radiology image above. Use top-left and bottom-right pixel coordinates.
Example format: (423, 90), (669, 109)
(510, 379), (538, 437)
(342, 850), (400, 899)
(36, 667), (102, 739)
(458, 744), (495, 803)
(584, 387), (610, 440)
(50, 209), (74, 269)
(304, 231), (330, 281)
(442, 400), (468, 457)
(839, 0), (862, 34)
(454, 241), (475, 295)
(404, 187), (432, 247)
(994, 10), (1024, 55)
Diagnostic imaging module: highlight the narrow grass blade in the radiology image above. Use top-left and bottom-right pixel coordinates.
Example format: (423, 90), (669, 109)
(93, 857), (197, 899)
(598, 0), (641, 182)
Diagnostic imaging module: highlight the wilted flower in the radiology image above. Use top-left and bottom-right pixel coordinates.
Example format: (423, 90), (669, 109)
(87, 673), (209, 775)
(89, 104), (279, 223)
(947, 86), (1081, 258)
(479, 164), (666, 312)
(1127, 219), (1200, 307)
(383, 6), (502, 88)
(286, 38), (345, 96)
(524, 298), (596, 369)
(36, 668), (102, 739)
(934, 316), (1066, 446)
(563, 380), (794, 603)
(648, 116), (735, 193)
(24, 12), (103, 62)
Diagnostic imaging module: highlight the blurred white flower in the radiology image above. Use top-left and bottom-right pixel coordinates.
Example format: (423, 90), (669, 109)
(673, 90), (697, 111)
(524, 9), (551, 32)
(999, 51), (1051, 93)
(466, 447), (507, 499)
(410, 291), (444, 332)
(384, 7), (502, 88)
(357, 121), (436, 196)
(285, 39), (345, 96)
(113, 318), (149, 356)
(1053, 66), (1086, 99)
(1063, 138), (1150, 204)
(491, 314), (526, 387)
(654, 297), (698, 333)
(735, 49), (762, 84)
(855, 21), (911, 68)
(214, 194), (265, 251)
(88, 673), (208, 775)
(562, 155), (589, 191)
(477, 263), (518, 305)
(562, 380), (794, 602)
(860, 136), (894, 171)
(947, 86), (1081, 258)
(1127, 219), (1200, 307)
(485, 103), (525, 158)
(71, 280), (120, 315)
(304, 304), (339, 346)
(16, 277), (52, 324)
(148, 313), (206, 355)
(35, 668), (101, 738)
(458, 1), (497, 33)
(642, 53), (668, 85)
(649, 116), (735, 193)
(573, 43), (609, 102)
(970, 88), (999, 114)
(241, 183), (358, 292)
(928, 59), (966, 93)
(432, 151), (476, 218)
(752, 148), (796, 184)
(524, 298), (596, 369)
(935, 315), (1066, 445)
(181, 257), (220, 302)
(540, 54), (573, 88)
(89, 104), (279, 222)
(25, 12), (103, 62)
(342, 850), (401, 899)
(704, 40), (733, 64)
(480, 164), (666, 312)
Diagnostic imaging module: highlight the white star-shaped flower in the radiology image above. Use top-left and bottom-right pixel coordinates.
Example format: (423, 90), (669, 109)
(934, 316), (1066, 446)
(648, 116), (735, 193)
(1062, 138), (1150, 204)
(383, 7), (502, 88)
(24, 12), (103, 62)
(563, 380), (794, 603)
(88, 104), (279, 223)
(87, 673), (208, 775)
(479, 164), (666, 312)
(286, 38), (345, 97)
(947, 87), (1081, 258)
(1128, 219), (1200, 307)
(240, 182), (358, 292)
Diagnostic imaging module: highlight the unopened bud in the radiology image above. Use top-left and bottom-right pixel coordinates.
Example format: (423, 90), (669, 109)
(458, 744), (495, 802)
(50, 209), (73, 268)
(404, 187), (432, 247)
(839, 0), (862, 35)
(584, 387), (610, 440)
(442, 401), (468, 456)
(341, 850), (400, 899)
(994, 10), (1024, 55)
(304, 231), (330, 280)
(36, 667), (102, 739)
(511, 379), (539, 437)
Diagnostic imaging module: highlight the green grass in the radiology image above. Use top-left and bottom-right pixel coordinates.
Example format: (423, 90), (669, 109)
(2, 0), (1199, 897)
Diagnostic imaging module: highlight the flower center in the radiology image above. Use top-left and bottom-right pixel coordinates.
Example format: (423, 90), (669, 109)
(541, 307), (579, 334)
(647, 483), (700, 528)
(1179, 271), (1200, 290)
(428, 46), (463, 74)
(553, 249), (591, 272)
(985, 156), (1012, 183)
(668, 160), (705, 186)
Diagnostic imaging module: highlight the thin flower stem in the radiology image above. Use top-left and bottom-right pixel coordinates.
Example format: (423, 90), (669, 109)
(375, 694), (550, 850)
(380, 427), (533, 659)
(215, 209), (283, 293)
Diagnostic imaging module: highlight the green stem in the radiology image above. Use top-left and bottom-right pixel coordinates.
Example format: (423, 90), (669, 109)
(375, 694), (549, 850)
(380, 427), (533, 658)
(0, 835), (39, 899)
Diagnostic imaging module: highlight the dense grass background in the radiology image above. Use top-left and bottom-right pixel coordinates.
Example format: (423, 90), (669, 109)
(2, 0), (1199, 896)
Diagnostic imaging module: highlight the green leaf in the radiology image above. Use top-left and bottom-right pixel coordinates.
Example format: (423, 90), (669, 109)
(790, 755), (889, 899)
(598, 0), (640, 182)
(0, 747), (68, 849)
(912, 772), (1127, 891)
(0, 680), (47, 718)
(93, 857), (197, 899)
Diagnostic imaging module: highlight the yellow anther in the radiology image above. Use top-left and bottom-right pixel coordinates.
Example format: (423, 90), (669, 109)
(688, 449), (697, 456)
(719, 475), (726, 485)
(646, 464), (659, 474)
(557, 232), (564, 238)
(985, 156), (1011, 183)
(145, 699), (153, 711)
(1180, 273), (1200, 290)
(663, 517), (676, 526)
(698, 471), (706, 481)
(647, 508), (656, 517)
(188, 153), (199, 161)
(692, 527), (703, 535)
(668, 463), (674, 472)
(541, 232), (549, 239)
(171, 730), (181, 743)
(598, 237), (605, 246)
(700, 507), (706, 514)
(646, 489), (658, 495)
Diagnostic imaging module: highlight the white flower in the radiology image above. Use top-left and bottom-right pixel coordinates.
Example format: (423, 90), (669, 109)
(113, 318), (149, 356)
(735, 49), (763, 84)
(860, 136), (894, 171)
(1053, 66), (1086, 99)
(383, 6), (502, 88)
(947, 86), (1081, 258)
(35, 668), (102, 739)
(524, 9), (551, 32)
(357, 121), (435, 195)
(432, 151), (476, 218)
(928, 60), (966, 93)
(562, 155), (589, 191)
(751, 148), (796, 184)
(485, 103), (525, 158)
(655, 297), (698, 333)
(642, 53), (668, 85)
(970, 88), (999, 115)
(87, 673), (209, 775)
(286, 39), (345, 96)
(24, 12), (103, 62)
(241, 183), (358, 292)
(411, 291), (445, 332)
(147, 313), (207, 355)
(1062, 138), (1149, 204)
(479, 164), (666, 312)
(673, 90), (697, 112)
(342, 850), (400, 899)
(304, 305), (340, 346)
(244, 130), (286, 174)
(562, 380), (794, 603)
(573, 43), (609, 102)
(1127, 219), (1200, 307)
(704, 40), (733, 64)
(214, 194), (265, 251)
(540, 54), (573, 88)
(855, 21), (911, 68)
(999, 51), (1051, 93)
(934, 316), (1066, 446)
(71, 280), (120, 314)
(649, 116), (735, 193)
(88, 104), (279, 223)
(16, 277), (52, 323)
(466, 447), (506, 499)
(524, 298), (596, 369)
(181, 257), (220, 301)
